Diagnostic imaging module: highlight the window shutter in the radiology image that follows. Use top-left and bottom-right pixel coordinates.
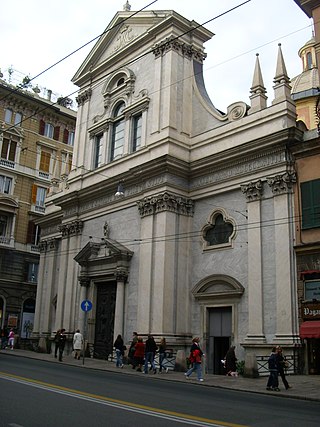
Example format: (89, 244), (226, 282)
(39, 119), (45, 135)
(27, 221), (35, 244)
(301, 179), (320, 228)
(63, 129), (69, 144)
(40, 151), (50, 172)
(53, 126), (60, 141)
(31, 184), (37, 204)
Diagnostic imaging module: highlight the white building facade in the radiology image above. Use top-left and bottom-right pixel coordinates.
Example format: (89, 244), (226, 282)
(33, 7), (302, 373)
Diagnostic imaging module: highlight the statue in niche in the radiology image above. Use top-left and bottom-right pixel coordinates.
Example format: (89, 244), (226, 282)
(104, 222), (110, 238)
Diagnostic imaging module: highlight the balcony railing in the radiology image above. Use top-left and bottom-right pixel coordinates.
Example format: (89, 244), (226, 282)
(0, 158), (15, 168)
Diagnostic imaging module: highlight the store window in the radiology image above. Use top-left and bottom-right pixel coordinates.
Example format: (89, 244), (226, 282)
(305, 281), (320, 301)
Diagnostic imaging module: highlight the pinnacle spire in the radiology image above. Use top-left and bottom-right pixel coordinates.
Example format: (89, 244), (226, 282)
(123, 1), (131, 11)
(249, 53), (267, 114)
(272, 43), (292, 105)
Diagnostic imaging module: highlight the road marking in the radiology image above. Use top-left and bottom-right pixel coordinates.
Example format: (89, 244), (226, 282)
(0, 371), (247, 427)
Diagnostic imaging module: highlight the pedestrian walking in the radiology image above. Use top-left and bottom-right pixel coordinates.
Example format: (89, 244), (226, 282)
(57, 328), (67, 361)
(266, 347), (280, 391)
(53, 329), (61, 358)
(133, 337), (145, 372)
(114, 334), (124, 368)
(225, 346), (238, 376)
(158, 337), (169, 373)
(8, 329), (15, 350)
(144, 334), (158, 374)
(185, 337), (204, 382)
(0, 328), (7, 349)
(73, 329), (83, 360)
(276, 346), (291, 390)
(129, 331), (138, 369)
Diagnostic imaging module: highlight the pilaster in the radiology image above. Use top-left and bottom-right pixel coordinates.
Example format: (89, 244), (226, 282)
(241, 180), (266, 343)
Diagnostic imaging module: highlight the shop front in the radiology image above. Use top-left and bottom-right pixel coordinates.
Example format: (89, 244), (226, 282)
(300, 302), (320, 374)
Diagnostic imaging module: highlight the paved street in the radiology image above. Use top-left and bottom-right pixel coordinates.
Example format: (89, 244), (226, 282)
(1, 352), (320, 427)
(1, 348), (319, 402)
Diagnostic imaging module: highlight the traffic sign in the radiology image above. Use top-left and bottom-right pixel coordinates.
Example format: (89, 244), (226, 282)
(81, 299), (93, 312)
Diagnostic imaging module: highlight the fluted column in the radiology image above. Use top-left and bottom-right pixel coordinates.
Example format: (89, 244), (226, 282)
(32, 241), (48, 337)
(241, 180), (266, 343)
(267, 171), (297, 343)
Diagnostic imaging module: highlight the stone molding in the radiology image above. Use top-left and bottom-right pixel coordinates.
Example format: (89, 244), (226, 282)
(266, 171), (296, 195)
(58, 220), (84, 237)
(79, 276), (91, 287)
(137, 191), (194, 217)
(76, 89), (92, 106)
(39, 238), (58, 253)
(115, 267), (128, 282)
(241, 180), (263, 202)
(152, 36), (206, 62)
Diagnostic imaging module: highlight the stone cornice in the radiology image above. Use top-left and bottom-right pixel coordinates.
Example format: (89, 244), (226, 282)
(137, 191), (194, 217)
(58, 220), (83, 237)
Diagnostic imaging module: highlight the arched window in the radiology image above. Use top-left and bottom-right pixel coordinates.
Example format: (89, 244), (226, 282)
(307, 52), (312, 70)
(4, 109), (13, 124)
(14, 112), (22, 126)
(202, 210), (236, 250)
(110, 102), (125, 161)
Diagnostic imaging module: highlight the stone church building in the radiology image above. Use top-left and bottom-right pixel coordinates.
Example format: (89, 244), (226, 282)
(33, 5), (302, 373)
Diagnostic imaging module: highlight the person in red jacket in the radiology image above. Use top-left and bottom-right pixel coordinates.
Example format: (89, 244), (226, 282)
(185, 337), (204, 382)
(133, 337), (145, 372)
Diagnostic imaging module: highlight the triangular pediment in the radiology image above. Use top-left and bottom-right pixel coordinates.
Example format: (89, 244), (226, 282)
(72, 11), (167, 85)
(74, 238), (133, 266)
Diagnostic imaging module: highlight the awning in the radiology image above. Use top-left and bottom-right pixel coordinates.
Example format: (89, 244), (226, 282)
(300, 321), (320, 339)
(300, 270), (320, 279)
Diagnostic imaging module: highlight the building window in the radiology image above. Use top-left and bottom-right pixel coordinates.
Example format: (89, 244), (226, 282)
(4, 109), (13, 124)
(39, 120), (60, 141)
(1, 138), (17, 162)
(307, 52), (312, 70)
(305, 280), (320, 301)
(27, 263), (39, 283)
(301, 179), (320, 229)
(14, 112), (23, 126)
(204, 214), (233, 245)
(110, 102), (125, 161)
(132, 113), (142, 152)
(39, 151), (51, 174)
(0, 214), (8, 238)
(0, 175), (12, 194)
(27, 221), (41, 246)
(93, 134), (103, 169)
(68, 131), (75, 146)
(32, 184), (47, 212)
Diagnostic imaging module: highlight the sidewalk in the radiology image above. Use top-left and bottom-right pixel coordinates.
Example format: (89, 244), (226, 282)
(1, 348), (320, 403)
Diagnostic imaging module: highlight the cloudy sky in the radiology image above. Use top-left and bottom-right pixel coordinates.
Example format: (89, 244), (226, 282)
(0, 0), (312, 111)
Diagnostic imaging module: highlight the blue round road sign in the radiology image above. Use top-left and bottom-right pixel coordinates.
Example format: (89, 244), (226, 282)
(81, 299), (93, 312)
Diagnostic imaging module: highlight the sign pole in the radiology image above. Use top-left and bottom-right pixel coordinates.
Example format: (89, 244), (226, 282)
(80, 299), (93, 366)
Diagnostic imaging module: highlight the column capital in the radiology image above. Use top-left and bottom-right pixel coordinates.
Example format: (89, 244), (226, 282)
(240, 180), (263, 202)
(266, 171), (296, 195)
(137, 191), (194, 217)
(58, 220), (83, 238)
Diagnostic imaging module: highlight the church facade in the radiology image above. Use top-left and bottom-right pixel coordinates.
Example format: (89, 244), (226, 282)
(33, 7), (302, 373)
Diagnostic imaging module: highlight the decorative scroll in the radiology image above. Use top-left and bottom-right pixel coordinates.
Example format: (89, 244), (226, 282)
(241, 180), (263, 202)
(76, 89), (92, 106)
(137, 191), (194, 217)
(266, 171), (296, 195)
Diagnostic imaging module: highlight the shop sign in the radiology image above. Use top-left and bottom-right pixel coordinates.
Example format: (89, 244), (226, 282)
(302, 303), (320, 319)
(7, 314), (18, 327)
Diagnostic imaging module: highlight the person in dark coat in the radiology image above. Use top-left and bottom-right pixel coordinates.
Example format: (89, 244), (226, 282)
(129, 331), (138, 368)
(114, 334), (124, 368)
(276, 346), (291, 390)
(158, 337), (168, 373)
(144, 334), (158, 374)
(266, 347), (280, 391)
(225, 346), (238, 376)
(57, 329), (67, 362)
(53, 329), (61, 358)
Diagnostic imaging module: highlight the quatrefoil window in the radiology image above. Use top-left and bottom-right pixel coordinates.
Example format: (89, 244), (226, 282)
(203, 211), (235, 249)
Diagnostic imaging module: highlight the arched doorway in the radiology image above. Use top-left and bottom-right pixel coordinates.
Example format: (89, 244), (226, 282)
(192, 274), (244, 374)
